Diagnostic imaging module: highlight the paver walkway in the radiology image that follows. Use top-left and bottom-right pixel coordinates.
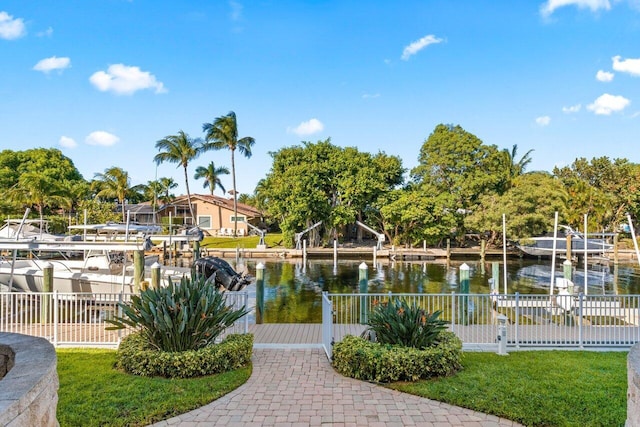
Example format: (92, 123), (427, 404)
(153, 348), (522, 427)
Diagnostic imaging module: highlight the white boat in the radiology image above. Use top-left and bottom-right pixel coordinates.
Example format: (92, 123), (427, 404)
(0, 240), (189, 294)
(0, 218), (78, 241)
(515, 226), (614, 257)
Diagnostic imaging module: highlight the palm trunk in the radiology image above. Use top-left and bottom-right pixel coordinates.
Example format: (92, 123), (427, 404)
(231, 149), (238, 236)
(184, 165), (195, 225)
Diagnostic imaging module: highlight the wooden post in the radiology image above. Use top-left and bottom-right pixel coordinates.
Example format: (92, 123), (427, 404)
(193, 240), (200, 261)
(256, 263), (265, 324)
(446, 238), (451, 260)
(151, 262), (161, 289)
(359, 262), (368, 324)
(566, 234), (572, 261)
(133, 250), (145, 293)
(480, 239), (486, 261)
(42, 262), (53, 324)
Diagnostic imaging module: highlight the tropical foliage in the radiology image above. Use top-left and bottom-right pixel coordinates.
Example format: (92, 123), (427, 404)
(92, 166), (145, 221)
(106, 275), (249, 352)
(194, 161), (229, 195)
(363, 298), (448, 349)
(203, 111), (255, 236)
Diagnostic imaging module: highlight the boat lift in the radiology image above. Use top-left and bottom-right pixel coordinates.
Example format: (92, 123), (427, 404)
(295, 221), (323, 250)
(355, 220), (386, 250)
(241, 220), (267, 247)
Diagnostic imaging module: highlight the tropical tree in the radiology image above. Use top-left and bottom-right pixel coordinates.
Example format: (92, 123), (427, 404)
(194, 162), (229, 195)
(499, 144), (534, 192)
(203, 111), (255, 236)
(7, 172), (71, 235)
(158, 177), (178, 204)
(92, 167), (144, 222)
(154, 131), (207, 224)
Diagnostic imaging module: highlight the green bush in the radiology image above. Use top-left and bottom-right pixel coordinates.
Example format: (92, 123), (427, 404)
(106, 274), (248, 352)
(364, 298), (448, 349)
(115, 332), (253, 378)
(332, 332), (462, 383)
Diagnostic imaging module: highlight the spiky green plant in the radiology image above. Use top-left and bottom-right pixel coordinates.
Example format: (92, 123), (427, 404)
(364, 299), (448, 349)
(106, 275), (248, 352)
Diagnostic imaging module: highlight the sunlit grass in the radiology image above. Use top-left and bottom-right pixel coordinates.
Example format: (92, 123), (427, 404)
(388, 350), (627, 427)
(201, 233), (284, 249)
(57, 348), (251, 427)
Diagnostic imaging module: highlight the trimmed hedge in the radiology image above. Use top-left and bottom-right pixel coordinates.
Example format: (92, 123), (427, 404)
(115, 332), (253, 378)
(332, 331), (462, 383)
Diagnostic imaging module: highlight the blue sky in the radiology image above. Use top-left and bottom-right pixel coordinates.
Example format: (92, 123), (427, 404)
(1, 0), (639, 197)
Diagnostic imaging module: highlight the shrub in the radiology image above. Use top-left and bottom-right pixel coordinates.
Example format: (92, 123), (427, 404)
(332, 332), (462, 383)
(115, 332), (253, 378)
(364, 298), (448, 349)
(106, 274), (249, 352)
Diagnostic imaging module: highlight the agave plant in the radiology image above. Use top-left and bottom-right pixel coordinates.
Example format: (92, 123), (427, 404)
(107, 274), (248, 352)
(363, 298), (448, 350)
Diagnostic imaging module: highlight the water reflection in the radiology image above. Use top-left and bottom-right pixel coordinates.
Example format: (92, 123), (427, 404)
(228, 258), (640, 324)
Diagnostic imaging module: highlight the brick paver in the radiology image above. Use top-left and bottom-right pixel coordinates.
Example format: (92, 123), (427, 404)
(152, 348), (522, 427)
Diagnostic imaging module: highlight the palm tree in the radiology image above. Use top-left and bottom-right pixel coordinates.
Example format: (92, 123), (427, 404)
(92, 167), (144, 222)
(158, 177), (178, 204)
(203, 111), (255, 235)
(501, 144), (534, 192)
(154, 131), (206, 224)
(194, 162), (229, 195)
(7, 172), (70, 235)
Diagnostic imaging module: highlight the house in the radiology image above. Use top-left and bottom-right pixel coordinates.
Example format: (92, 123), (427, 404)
(158, 194), (263, 236)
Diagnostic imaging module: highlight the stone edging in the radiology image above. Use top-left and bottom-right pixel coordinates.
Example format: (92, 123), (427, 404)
(0, 333), (59, 427)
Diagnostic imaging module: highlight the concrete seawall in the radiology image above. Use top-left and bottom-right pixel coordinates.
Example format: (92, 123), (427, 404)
(0, 333), (59, 427)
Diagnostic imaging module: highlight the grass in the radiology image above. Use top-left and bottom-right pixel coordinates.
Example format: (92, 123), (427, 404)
(56, 348), (251, 427)
(388, 350), (627, 427)
(200, 232), (284, 249)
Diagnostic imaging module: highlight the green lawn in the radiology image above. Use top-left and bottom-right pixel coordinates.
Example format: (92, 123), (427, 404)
(388, 350), (627, 427)
(57, 348), (627, 427)
(200, 232), (284, 249)
(56, 349), (251, 427)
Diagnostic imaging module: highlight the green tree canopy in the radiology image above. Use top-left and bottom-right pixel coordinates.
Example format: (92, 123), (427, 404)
(92, 166), (144, 222)
(257, 139), (404, 246)
(194, 162), (229, 195)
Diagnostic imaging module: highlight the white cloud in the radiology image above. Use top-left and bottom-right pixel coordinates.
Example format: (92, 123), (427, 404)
(85, 131), (120, 147)
(37, 27), (53, 37)
(33, 56), (71, 73)
(0, 11), (26, 40)
(362, 93), (380, 99)
(612, 55), (640, 76)
(587, 93), (630, 115)
(596, 70), (614, 82)
(229, 1), (243, 21)
(59, 136), (77, 148)
(401, 34), (443, 61)
(287, 118), (324, 136)
(562, 104), (581, 113)
(535, 116), (551, 126)
(89, 64), (167, 95)
(540, 0), (611, 17)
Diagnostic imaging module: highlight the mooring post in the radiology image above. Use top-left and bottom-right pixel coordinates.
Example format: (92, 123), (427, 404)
(133, 250), (145, 293)
(563, 259), (574, 294)
(193, 240), (200, 261)
(151, 262), (161, 289)
(446, 238), (451, 260)
(256, 262), (265, 324)
(566, 233), (572, 261)
(41, 262), (53, 324)
(333, 239), (338, 268)
(491, 261), (500, 293)
(459, 263), (470, 325)
(359, 262), (368, 324)
(303, 239), (307, 263)
(614, 234), (619, 265)
(480, 239), (486, 262)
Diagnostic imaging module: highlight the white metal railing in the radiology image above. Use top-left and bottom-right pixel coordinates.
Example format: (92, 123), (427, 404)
(0, 291), (249, 348)
(323, 292), (640, 351)
(321, 292), (333, 359)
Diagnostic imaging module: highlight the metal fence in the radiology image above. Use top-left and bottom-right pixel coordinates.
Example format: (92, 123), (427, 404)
(0, 291), (249, 348)
(323, 292), (640, 355)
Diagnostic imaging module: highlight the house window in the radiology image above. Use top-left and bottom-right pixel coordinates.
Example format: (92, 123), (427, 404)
(197, 216), (212, 229)
(230, 215), (246, 223)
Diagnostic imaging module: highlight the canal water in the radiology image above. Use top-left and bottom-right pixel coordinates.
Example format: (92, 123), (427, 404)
(228, 258), (640, 323)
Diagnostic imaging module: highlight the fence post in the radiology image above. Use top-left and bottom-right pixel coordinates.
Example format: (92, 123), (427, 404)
(53, 290), (58, 347)
(515, 292), (520, 349)
(256, 262), (265, 324)
(359, 262), (368, 324)
(578, 293), (584, 349)
(450, 291), (456, 331)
